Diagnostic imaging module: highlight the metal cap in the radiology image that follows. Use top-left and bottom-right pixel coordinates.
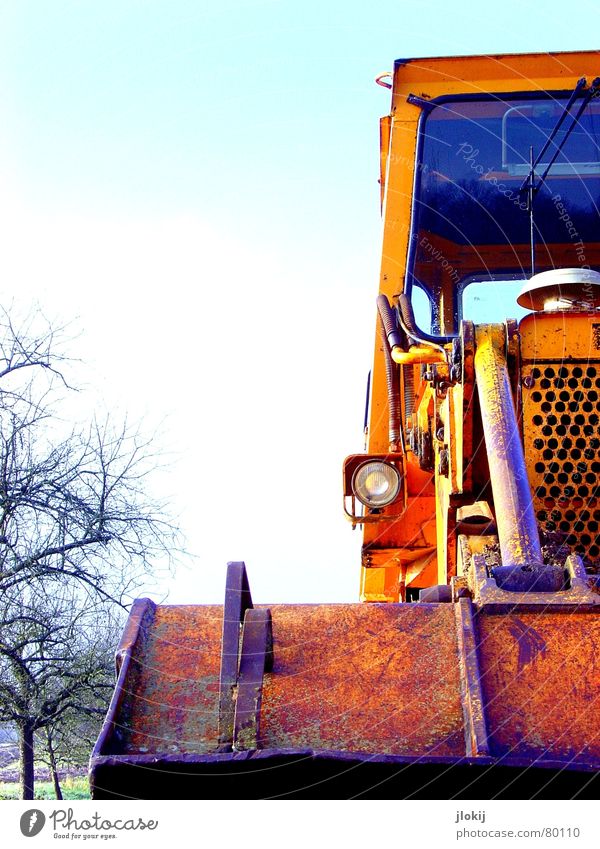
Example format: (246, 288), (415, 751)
(517, 268), (600, 311)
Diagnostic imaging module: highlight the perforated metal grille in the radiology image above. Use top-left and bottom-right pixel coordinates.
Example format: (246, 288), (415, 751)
(523, 363), (600, 565)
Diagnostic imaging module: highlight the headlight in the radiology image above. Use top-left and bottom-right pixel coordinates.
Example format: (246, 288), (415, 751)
(351, 461), (401, 508)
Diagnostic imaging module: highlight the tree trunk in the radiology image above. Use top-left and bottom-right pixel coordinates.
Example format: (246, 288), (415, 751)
(19, 722), (35, 800)
(46, 727), (63, 800)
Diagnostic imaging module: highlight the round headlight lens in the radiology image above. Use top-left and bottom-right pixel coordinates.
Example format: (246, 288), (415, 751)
(351, 461), (401, 508)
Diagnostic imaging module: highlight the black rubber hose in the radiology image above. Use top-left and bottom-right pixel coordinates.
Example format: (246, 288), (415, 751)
(378, 313), (402, 451)
(398, 292), (419, 337)
(398, 292), (454, 345)
(377, 294), (406, 351)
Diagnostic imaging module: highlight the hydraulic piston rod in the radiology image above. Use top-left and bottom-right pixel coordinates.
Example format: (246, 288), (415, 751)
(474, 325), (543, 570)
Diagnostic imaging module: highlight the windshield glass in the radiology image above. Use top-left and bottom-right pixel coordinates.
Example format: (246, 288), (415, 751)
(412, 95), (600, 333)
(462, 279), (530, 324)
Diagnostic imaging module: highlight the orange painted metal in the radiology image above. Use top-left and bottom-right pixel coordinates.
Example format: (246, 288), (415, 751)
(402, 231), (600, 298)
(363, 50), (600, 599)
(520, 312), (600, 567)
(371, 52), (600, 457)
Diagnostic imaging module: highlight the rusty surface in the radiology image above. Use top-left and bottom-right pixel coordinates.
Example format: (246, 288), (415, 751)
(96, 601), (465, 760)
(233, 608), (273, 751)
(114, 604), (223, 755)
(91, 598), (156, 761)
(114, 598), (156, 671)
(259, 603), (465, 757)
(93, 597), (600, 786)
(477, 608), (600, 763)
(454, 598), (490, 757)
(218, 562), (253, 750)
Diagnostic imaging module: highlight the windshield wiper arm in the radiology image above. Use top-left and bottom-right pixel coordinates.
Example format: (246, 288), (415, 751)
(521, 77), (600, 275)
(519, 77), (587, 196)
(535, 77), (600, 193)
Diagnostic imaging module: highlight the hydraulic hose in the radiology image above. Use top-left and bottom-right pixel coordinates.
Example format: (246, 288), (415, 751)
(381, 294), (415, 419)
(398, 292), (419, 337)
(376, 296), (402, 452)
(377, 294), (406, 351)
(395, 292), (447, 364)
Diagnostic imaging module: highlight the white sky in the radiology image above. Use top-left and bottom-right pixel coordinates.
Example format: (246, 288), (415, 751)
(1, 0), (598, 605)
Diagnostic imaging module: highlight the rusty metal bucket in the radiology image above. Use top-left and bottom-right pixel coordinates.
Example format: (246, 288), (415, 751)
(90, 563), (600, 799)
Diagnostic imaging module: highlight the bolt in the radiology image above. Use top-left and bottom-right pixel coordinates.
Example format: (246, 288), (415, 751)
(522, 374), (535, 388)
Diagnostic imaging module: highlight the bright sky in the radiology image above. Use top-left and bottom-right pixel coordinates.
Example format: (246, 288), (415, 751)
(1, 1), (598, 605)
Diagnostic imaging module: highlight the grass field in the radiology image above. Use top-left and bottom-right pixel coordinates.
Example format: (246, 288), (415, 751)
(0, 776), (90, 800)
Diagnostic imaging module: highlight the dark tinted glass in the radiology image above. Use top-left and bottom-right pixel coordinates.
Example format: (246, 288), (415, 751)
(414, 98), (600, 268)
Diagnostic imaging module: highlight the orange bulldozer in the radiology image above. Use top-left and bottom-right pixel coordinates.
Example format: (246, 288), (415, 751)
(91, 50), (600, 799)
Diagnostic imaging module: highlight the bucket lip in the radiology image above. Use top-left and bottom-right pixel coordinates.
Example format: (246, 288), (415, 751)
(89, 746), (600, 774)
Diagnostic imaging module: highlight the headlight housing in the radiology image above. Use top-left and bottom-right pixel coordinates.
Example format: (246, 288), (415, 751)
(351, 460), (401, 508)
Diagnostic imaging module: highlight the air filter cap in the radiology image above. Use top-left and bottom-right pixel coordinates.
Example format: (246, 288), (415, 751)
(517, 268), (600, 311)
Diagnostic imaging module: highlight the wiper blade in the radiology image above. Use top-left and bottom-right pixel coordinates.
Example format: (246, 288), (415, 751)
(521, 76), (600, 276)
(519, 76), (587, 196)
(535, 77), (600, 193)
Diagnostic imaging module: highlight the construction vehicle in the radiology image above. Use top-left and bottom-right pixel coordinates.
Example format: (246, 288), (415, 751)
(90, 51), (600, 799)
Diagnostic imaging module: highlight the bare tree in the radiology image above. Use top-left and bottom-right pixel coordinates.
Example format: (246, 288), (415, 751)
(0, 306), (182, 798)
(0, 585), (120, 798)
(35, 607), (121, 801)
